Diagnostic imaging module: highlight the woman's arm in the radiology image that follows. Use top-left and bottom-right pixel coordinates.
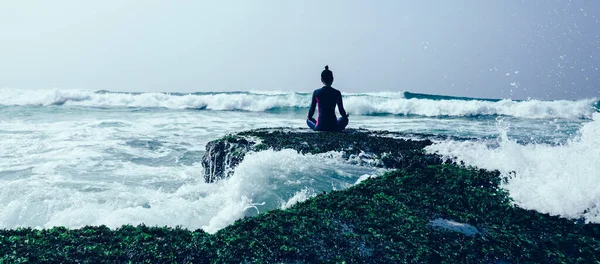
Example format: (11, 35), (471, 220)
(337, 91), (348, 118)
(307, 91), (317, 119)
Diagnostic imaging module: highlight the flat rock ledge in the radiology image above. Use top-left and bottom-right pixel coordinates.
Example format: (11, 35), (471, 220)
(201, 127), (450, 183)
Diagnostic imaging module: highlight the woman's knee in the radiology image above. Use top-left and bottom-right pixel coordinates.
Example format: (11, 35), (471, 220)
(306, 119), (317, 130)
(338, 117), (349, 129)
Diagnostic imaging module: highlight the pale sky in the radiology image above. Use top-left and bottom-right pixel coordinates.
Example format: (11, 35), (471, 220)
(1, 1), (599, 100)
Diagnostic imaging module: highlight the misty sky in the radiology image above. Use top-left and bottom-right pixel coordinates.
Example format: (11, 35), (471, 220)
(1, 1), (599, 100)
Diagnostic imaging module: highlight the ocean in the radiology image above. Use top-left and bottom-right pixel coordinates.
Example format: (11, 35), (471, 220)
(0, 88), (598, 234)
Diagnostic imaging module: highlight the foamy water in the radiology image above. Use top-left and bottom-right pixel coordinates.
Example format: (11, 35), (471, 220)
(0, 147), (382, 234)
(426, 113), (600, 222)
(1, 88), (596, 119)
(0, 106), (383, 233)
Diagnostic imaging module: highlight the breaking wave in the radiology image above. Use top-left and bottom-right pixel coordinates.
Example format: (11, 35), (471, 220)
(426, 113), (600, 222)
(0, 88), (597, 119)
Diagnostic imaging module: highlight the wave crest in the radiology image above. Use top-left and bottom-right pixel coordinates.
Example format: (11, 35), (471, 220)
(0, 88), (596, 119)
(347, 97), (598, 119)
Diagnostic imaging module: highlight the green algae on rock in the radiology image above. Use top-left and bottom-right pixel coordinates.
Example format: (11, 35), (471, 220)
(0, 225), (213, 263)
(202, 128), (446, 183)
(2, 165), (598, 263)
(209, 165), (599, 263)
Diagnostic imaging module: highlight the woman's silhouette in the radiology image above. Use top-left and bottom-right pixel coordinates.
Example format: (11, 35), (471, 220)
(307, 65), (349, 131)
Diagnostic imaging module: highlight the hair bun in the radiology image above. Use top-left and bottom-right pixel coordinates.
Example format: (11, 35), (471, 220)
(325, 65), (329, 70)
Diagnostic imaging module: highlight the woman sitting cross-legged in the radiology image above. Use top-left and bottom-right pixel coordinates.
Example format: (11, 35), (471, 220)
(306, 65), (349, 131)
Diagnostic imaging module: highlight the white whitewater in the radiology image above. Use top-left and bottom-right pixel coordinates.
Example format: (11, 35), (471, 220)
(426, 113), (600, 222)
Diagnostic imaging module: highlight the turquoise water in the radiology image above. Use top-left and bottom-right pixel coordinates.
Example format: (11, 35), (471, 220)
(0, 88), (598, 232)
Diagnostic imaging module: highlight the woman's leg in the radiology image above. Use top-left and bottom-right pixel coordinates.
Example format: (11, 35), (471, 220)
(337, 116), (349, 131)
(306, 118), (317, 130)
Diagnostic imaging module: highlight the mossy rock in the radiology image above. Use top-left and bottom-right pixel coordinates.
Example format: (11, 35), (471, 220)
(202, 128), (448, 182)
(211, 165), (600, 263)
(4, 165), (597, 263)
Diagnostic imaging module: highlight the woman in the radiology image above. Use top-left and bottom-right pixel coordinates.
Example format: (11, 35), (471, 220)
(306, 65), (349, 131)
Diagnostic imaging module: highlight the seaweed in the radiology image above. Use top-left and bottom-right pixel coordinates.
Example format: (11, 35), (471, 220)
(203, 128), (445, 182)
(2, 165), (598, 263)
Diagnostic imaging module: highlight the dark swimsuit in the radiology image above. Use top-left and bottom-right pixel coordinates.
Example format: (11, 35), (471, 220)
(307, 86), (348, 131)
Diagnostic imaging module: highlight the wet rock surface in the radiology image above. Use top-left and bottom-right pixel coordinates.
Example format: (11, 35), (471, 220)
(202, 135), (254, 183)
(202, 127), (451, 183)
(3, 165), (599, 263)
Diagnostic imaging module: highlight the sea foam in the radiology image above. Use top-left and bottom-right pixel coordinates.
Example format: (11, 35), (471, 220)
(0, 148), (381, 233)
(0, 88), (596, 119)
(426, 113), (600, 222)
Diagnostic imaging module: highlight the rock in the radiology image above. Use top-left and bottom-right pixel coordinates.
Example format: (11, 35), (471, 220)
(202, 135), (254, 183)
(201, 128), (452, 183)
